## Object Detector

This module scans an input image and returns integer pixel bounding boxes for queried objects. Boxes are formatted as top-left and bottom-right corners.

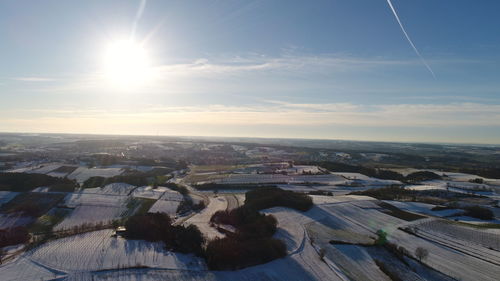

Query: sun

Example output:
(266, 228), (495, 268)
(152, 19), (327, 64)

(102, 39), (153, 88)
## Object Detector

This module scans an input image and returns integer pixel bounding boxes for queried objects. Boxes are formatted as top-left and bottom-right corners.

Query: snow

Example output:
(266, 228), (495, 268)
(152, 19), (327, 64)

(311, 195), (375, 205)
(0, 191), (18, 206)
(276, 184), (318, 192)
(159, 189), (183, 201)
(67, 167), (124, 184)
(411, 219), (500, 251)
(27, 229), (205, 272)
(56, 192), (131, 230)
(331, 172), (372, 180)
(329, 244), (391, 281)
(211, 174), (346, 185)
(447, 215), (500, 224)
(54, 205), (125, 231)
(0, 256), (64, 281)
(148, 200), (180, 216)
(47, 171), (70, 178)
(131, 186), (167, 200)
(82, 183), (136, 196)
(184, 196), (227, 240)
(65, 239), (340, 281)
(28, 164), (62, 174)
(383, 200), (463, 217)
(392, 229), (500, 281)
(31, 187), (51, 192)
(0, 213), (34, 229)
(64, 193), (128, 208)
(279, 165), (323, 175)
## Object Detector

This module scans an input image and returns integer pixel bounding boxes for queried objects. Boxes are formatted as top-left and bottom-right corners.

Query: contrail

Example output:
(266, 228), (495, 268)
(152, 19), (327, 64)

(131, 0), (147, 40)
(386, 0), (435, 78)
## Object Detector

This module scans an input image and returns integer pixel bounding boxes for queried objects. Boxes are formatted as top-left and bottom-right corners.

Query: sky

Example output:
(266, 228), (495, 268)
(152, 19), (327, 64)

(1, 0), (500, 144)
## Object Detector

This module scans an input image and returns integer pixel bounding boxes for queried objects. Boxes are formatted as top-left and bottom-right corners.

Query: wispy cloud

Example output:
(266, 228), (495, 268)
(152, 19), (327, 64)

(11, 77), (56, 82)
(5, 102), (500, 127)
(2, 102), (499, 144)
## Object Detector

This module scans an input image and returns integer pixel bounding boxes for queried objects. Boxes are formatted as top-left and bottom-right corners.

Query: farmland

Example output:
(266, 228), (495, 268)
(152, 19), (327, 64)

(0, 135), (499, 280)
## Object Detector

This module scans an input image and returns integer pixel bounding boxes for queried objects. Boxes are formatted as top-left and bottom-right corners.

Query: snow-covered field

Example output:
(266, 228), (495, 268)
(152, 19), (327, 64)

(406, 181), (496, 196)
(390, 226), (500, 281)
(0, 191), (18, 206)
(383, 200), (463, 217)
(159, 189), (183, 201)
(131, 186), (168, 200)
(55, 191), (132, 230)
(64, 240), (339, 281)
(6, 163), (77, 178)
(411, 219), (500, 251)
(328, 244), (391, 281)
(27, 229), (205, 272)
(331, 172), (372, 180)
(184, 196), (227, 240)
(0, 255), (64, 281)
(67, 167), (124, 184)
(0, 213), (34, 229)
(6, 163), (61, 174)
(54, 205), (125, 231)
(148, 200), (180, 216)
(211, 174), (346, 185)
(64, 193), (128, 208)
(82, 183), (136, 196)
(276, 184), (318, 192)
(310, 194), (375, 205)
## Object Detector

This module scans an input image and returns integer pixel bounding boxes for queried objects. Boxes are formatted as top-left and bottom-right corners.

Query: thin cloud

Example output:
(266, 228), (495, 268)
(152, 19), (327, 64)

(12, 77), (55, 82)
(5, 102), (500, 128)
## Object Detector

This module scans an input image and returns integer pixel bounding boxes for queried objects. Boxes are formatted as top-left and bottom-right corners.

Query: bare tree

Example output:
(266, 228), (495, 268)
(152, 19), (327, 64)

(415, 247), (429, 262)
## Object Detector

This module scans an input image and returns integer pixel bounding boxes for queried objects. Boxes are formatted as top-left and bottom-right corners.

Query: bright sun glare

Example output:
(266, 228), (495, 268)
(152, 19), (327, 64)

(102, 40), (153, 88)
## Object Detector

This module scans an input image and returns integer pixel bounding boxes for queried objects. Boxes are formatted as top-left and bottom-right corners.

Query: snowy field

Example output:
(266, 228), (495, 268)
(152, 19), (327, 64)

(27, 229), (205, 272)
(310, 195), (375, 205)
(64, 193), (128, 208)
(159, 189), (183, 201)
(0, 213), (34, 229)
(0, 191), (18, 206)
(390, 226), (500, 281)
(406, 181), (496, 196)
(211, 174), (346, 185)
(55, 191), (131, 230)
(54, 205), (125, 231)
(411, 219), (500, 251)
(28, 164), (63, 174)
(131, 186), (169, 200)
(184, 196), (227, 240)
(0, 256), (64, 281)
(328, 244), (391, 281)
(6, 163), (61, 174)
(331, 172), (372, 180)
(67, 167), (124, 184)
(276, 184), (318, 192)
(148, 200), (180, 216)
(82, 183), (136, 196)
(6, 163), (78, 178)
(383, 200), (463, 217)
(64, 241), (339, 281)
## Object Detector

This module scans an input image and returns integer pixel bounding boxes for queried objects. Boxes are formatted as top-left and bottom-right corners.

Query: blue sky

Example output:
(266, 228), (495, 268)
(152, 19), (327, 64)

(1, 0), (500, 143)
